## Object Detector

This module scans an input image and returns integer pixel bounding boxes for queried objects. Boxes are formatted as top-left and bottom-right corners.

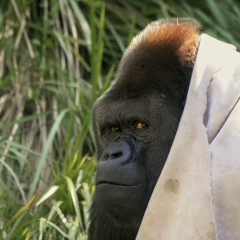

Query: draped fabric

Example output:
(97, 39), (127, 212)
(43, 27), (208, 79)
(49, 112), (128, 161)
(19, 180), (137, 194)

(137, 34), (240, 240)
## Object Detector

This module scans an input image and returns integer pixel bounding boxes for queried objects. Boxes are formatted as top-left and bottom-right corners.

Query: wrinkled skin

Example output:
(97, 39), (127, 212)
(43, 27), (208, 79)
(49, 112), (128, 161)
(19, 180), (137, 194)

(88, 18), (200, 240)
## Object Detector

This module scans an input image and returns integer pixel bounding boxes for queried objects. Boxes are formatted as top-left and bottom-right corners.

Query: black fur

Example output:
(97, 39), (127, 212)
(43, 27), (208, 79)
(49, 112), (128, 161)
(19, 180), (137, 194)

(89, 18), (200, 240)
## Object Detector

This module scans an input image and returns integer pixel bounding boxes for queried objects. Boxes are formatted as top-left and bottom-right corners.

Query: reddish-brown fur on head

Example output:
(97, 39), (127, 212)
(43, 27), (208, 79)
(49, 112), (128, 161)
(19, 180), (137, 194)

(110, 18), (200, 102)
(130, 18), (200, 66)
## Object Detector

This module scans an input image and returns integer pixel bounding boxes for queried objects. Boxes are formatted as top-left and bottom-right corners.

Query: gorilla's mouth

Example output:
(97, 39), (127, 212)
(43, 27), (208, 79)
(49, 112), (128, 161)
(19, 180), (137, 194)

(97, 181), (142, 187)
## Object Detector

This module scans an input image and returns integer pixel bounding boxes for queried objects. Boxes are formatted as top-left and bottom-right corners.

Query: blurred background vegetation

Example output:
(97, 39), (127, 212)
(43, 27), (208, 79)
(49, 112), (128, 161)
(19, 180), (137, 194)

(0, 0), (239, 239)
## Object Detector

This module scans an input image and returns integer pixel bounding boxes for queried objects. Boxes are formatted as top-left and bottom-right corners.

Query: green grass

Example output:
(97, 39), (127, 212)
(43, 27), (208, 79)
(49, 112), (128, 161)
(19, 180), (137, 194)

(0, 0), (239, 238)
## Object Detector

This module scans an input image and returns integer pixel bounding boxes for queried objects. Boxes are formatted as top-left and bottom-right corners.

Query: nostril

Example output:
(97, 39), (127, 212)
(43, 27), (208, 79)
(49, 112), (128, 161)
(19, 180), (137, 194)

(111, 151), (123, 159)
(100, 151), (123, 161)
(99, 153), (109, 161)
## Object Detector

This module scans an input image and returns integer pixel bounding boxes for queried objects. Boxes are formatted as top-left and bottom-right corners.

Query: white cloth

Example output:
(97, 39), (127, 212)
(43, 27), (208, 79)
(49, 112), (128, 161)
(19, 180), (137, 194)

(136, 34), (240, 240)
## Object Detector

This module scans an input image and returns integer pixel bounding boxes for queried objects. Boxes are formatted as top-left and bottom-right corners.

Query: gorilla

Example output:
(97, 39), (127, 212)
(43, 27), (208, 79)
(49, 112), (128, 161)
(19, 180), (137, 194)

(89, 18), (200, 240)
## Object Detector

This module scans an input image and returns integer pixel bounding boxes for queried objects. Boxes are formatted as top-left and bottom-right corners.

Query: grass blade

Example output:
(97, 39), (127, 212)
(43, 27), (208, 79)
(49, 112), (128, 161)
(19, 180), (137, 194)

(28, 108), (69, 199)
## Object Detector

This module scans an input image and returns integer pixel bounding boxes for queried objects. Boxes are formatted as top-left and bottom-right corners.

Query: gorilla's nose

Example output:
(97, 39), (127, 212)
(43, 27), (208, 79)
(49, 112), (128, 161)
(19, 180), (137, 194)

(99, 140), (132, 165)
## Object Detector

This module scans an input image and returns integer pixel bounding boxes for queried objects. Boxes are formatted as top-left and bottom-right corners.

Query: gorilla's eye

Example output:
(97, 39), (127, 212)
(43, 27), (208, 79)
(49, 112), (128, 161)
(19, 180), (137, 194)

(110, 126), (120, 132)
(135, 122), (147, 129)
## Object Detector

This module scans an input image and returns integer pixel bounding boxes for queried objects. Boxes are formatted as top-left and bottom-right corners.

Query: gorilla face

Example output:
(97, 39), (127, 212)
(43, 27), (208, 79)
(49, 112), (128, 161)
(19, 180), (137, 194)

(93, 93), (183, 227)
(88, 18), (200, 240)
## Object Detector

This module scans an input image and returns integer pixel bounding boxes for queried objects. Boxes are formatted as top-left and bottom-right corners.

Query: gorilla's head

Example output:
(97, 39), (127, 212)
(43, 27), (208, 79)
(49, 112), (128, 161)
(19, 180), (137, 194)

(89, 18), (200, 240)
